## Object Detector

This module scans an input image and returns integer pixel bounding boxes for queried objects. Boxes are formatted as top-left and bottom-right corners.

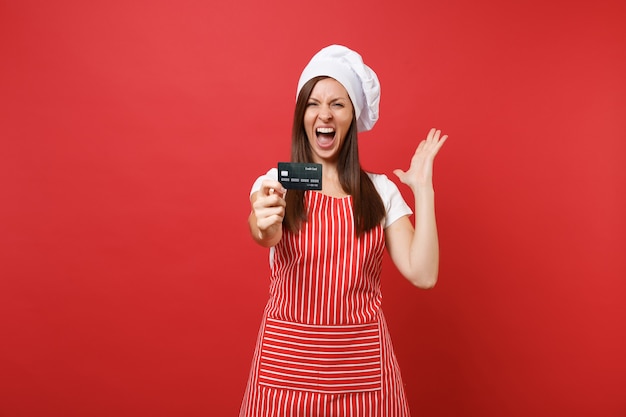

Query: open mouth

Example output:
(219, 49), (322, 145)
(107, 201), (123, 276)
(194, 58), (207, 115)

(316, 127), (336, 147)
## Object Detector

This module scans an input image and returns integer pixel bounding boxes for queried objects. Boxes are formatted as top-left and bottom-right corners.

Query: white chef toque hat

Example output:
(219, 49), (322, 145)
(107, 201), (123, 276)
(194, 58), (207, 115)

(296, 45), (380, 132)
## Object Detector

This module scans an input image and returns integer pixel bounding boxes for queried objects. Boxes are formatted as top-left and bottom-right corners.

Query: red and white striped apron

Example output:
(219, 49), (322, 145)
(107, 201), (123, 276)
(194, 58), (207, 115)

(240, 192), (411, 417)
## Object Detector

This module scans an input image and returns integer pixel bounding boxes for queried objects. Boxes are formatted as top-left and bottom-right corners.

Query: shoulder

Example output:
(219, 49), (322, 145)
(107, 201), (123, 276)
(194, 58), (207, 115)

(366, 171), (413, 228)
(366, 172), (397, 199)
(263, 167), (278, 179)
(250, 168), (278, 196)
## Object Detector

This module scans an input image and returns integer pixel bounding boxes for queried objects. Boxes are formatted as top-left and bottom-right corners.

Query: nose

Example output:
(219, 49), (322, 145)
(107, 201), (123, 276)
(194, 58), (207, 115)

(318, 105), (333, 121)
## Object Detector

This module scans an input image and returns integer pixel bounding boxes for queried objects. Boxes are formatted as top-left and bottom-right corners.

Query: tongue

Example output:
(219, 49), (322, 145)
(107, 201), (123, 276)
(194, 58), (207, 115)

(317, 133), (334, 148)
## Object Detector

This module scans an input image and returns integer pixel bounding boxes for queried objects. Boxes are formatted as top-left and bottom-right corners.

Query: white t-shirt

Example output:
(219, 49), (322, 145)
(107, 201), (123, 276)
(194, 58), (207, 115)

(250, 168), (412, 229)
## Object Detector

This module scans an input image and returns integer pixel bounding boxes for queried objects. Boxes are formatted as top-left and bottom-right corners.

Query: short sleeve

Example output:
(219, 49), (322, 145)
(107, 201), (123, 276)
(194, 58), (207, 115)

(368, 173), (413, 228)
(250, 168), (278, 197)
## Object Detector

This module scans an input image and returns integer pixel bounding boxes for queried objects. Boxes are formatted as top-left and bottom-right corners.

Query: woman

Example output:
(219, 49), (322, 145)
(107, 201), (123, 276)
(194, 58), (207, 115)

(240, 45), (447, 417)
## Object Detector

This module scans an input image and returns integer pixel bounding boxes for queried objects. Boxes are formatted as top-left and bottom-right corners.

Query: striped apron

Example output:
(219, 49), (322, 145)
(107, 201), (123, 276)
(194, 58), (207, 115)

(240, 192), (411, 417)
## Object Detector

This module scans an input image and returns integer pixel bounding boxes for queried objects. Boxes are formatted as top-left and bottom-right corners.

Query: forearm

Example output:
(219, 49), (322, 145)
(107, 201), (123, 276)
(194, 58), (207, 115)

(407, 185), (440, 288)
(389, 127), (447, 287)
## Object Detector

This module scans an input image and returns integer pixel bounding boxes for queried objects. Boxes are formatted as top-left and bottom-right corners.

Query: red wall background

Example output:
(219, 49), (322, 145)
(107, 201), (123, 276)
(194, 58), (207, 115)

(1, 1), (624, 416)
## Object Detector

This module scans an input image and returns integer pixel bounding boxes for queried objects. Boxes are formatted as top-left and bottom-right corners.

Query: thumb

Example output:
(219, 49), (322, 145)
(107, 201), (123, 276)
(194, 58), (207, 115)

(392, 169), (405, 180)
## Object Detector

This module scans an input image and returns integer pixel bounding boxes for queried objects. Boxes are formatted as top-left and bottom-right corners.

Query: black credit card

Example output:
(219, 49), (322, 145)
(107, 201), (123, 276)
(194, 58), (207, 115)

(278, 162), (323, 190)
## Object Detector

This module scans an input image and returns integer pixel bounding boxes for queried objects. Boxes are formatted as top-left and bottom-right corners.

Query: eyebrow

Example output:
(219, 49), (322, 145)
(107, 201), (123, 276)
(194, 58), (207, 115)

(307, 96), (348, 103)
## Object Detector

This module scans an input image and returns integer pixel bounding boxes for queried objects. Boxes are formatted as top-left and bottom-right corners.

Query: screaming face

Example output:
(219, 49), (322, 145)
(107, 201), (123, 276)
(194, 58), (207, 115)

(304, 78), (354, 164)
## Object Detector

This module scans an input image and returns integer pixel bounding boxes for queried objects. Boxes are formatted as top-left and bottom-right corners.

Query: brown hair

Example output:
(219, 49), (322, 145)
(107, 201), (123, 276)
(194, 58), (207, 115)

(283, 76), (385, 236)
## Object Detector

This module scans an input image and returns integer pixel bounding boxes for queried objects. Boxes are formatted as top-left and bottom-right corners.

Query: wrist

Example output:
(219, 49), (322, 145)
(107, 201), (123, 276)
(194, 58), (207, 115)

(257, 224), (282, 246)
(410, 183), (435, 194)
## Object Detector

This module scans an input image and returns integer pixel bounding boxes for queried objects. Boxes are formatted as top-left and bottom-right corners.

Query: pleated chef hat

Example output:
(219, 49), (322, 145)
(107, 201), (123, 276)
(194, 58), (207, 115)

(297, 45), (380, 132)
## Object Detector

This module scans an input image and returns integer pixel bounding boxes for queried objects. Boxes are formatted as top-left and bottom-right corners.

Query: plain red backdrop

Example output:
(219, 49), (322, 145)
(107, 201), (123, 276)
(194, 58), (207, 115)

(1, 1), (625, 416)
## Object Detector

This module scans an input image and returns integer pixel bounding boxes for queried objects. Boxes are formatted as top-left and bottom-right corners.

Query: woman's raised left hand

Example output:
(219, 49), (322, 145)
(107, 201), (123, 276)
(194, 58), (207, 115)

(393, 128), (448, 190)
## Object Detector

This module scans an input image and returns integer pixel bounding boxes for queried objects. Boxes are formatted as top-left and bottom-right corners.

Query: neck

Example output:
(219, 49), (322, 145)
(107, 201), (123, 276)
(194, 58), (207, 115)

(318, 162), (347, 197)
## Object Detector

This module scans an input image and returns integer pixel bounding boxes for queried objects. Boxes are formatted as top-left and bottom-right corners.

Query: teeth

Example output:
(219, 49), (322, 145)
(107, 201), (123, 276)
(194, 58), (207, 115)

(316, 127), (335, 134)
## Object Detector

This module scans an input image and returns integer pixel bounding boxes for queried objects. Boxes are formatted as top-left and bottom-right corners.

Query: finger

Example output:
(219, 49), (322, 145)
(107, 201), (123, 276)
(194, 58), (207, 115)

(433, 129), (443, 143)
(433, 134), (448, 150)
(257, 215), (283, 232)
(268, 182), (287, 196)
(426, 129), (446, 145)
(259, 180), (286, 197)
(276, 187), (287, 199)
(416, 139), (426, 153)
(426, 134), (448, 158)
(427, 127), (436, 141)
(428, 127), (445, 143)
(256, 206), (285, 224)
(392, 169), (405, 180)
(258, 205), (285, 219)
(254, 193), (286, 211)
